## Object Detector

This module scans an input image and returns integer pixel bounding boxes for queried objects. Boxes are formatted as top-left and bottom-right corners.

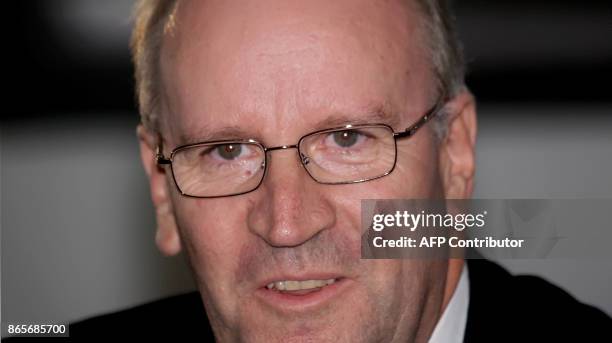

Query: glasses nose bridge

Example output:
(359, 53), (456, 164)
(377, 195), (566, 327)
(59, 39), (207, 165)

(264, 143), (311, 167)
(265, 144), (298, 152)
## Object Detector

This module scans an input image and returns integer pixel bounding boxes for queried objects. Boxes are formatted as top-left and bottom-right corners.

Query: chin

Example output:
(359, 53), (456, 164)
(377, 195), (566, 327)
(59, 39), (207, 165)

(238, 323), (357, 343)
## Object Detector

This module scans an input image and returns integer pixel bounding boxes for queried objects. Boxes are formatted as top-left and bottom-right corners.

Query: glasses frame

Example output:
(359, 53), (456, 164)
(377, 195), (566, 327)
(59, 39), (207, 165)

(156, 96), (447, 198)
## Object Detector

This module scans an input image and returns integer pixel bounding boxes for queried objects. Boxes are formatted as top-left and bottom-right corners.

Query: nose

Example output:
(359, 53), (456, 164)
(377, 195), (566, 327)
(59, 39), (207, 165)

(247, 147), (336, 247)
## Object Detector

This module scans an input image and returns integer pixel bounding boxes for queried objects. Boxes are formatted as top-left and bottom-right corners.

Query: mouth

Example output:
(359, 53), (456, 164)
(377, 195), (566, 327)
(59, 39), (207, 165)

(265, 278), (338, 294)
(256, 276), (351, 312)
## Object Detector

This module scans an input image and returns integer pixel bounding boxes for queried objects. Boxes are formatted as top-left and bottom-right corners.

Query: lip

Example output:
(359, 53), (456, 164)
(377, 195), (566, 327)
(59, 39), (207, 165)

(255, 274), (352, 313)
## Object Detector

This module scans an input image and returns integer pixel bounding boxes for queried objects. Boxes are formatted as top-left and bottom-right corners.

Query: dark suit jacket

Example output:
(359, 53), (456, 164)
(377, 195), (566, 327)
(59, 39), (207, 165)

(5, 259), (611, 341)
(463, 259), (611, 342)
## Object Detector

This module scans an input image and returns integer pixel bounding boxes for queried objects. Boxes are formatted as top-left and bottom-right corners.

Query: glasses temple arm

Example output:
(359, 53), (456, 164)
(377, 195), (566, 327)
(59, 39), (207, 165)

(155, 138), (172, 165)
(393, 97), (446, 139)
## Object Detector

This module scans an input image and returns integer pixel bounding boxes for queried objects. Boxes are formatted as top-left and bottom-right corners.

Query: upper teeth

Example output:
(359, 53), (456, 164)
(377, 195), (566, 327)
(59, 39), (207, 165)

(266, 278), (336, 291)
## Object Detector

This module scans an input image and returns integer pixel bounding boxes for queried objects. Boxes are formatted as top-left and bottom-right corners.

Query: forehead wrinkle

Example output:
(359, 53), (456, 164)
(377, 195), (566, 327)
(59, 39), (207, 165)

(170, 99), (415, 147)
(175, 100), (413, 147)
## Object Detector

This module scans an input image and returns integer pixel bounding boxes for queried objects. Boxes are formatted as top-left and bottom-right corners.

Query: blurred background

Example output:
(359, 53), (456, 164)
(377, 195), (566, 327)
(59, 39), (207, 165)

(2, 0), (612, 326)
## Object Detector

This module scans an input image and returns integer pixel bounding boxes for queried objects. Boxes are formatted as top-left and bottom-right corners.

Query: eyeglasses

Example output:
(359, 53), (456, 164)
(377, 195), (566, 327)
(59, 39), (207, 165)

(156, 97), (446, 198)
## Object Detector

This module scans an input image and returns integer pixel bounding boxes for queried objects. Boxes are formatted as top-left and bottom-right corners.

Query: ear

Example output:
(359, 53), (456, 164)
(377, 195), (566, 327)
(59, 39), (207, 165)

(137, 125), (182, 256)
(438, 89), (477, 199)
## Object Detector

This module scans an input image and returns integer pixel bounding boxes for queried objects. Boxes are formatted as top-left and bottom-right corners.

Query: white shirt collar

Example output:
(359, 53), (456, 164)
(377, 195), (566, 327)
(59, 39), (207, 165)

(428, 264), (470, 343)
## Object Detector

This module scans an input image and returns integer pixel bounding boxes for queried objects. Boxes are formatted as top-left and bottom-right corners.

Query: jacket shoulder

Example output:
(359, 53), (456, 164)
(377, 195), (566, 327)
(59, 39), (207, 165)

(68, 291), (212, 340)
(464, 259), (611, 342)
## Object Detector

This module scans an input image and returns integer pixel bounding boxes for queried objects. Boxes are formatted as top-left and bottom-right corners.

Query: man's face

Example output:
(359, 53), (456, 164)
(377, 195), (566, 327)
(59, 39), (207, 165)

(145, 0), (474, 341)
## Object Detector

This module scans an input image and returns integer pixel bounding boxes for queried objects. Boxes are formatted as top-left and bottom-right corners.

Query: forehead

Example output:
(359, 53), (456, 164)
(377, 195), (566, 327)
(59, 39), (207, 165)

(159, 0), (433, 144)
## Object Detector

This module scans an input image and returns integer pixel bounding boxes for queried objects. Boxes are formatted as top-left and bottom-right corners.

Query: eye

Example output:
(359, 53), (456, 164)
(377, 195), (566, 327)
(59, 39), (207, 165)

(331, 130), (361, 148)
(215, 143), (243, 160)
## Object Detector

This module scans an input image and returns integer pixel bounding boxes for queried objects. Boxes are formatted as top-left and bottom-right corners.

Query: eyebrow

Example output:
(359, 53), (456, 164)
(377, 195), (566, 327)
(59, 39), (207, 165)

(178, 103), (404, 146)
(179, 125), (253, 146)
(313, 103), (402, 131)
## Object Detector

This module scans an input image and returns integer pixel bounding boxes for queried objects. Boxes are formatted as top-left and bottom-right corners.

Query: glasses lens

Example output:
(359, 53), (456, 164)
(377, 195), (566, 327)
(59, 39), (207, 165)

(171, 142), (265, 197)
(299, 125), (396, 183)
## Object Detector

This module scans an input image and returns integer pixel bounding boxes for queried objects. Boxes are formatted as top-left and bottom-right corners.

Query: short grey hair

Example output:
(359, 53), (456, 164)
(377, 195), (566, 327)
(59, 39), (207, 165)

(130, 0), (466, 138)
(414, 0), (466, 139)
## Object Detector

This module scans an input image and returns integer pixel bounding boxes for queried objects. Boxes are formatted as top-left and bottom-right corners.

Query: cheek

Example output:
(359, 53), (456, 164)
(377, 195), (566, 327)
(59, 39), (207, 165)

(319, 144), (443, 327)
(326, 145), (440, 214)
(171, 196), (251, 322)
(393, 136), (441, 197)
(323, 142), (442, 257)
